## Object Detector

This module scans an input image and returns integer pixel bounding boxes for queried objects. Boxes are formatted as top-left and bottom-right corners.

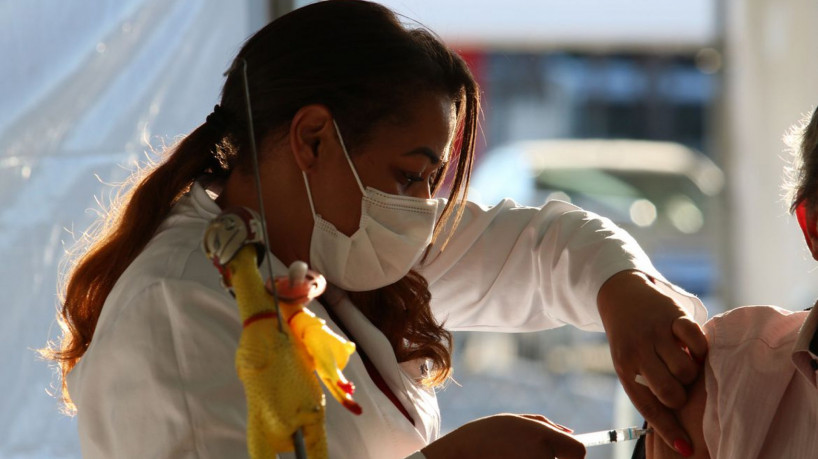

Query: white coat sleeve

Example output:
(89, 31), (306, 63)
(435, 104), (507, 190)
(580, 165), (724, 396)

(418, 198), (706, 332)
(68, 280), (248, 459)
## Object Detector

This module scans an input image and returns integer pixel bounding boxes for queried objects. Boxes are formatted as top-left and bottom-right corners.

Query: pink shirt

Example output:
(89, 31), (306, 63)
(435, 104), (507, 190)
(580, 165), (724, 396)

(702, 304), (818, 458)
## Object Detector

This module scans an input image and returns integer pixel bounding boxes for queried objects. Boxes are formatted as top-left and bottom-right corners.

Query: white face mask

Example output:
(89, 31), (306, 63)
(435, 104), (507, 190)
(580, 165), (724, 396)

(302, 121), (439, 291)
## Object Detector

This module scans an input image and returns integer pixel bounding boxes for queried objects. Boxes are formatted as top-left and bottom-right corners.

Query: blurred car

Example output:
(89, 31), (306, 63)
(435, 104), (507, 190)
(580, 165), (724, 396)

(469, 139), (725, 298)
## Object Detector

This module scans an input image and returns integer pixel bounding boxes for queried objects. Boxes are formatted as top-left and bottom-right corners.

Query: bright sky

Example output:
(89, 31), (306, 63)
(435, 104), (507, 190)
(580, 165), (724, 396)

(375, 0), (717, 50)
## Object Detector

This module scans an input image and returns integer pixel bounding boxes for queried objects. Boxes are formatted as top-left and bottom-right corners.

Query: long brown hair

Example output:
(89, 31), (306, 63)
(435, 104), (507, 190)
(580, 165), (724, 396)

(46, 0), (480, 409)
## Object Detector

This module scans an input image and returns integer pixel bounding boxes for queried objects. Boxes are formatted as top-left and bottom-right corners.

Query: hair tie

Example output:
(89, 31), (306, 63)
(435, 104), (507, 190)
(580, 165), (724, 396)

(204, 105), (231, 175)
(205, 104), (229, 134)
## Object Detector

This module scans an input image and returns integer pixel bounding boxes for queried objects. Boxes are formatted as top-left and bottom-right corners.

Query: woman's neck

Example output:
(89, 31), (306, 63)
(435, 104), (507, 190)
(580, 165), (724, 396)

(217, 164), (313, 269)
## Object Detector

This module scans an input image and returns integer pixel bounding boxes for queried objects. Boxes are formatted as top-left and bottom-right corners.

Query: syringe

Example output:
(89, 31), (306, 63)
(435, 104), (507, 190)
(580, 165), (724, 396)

(573, 426), (651, 447)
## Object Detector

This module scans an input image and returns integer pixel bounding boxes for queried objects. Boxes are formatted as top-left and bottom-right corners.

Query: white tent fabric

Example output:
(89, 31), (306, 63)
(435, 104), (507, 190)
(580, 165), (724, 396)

(0, 1), (264, 456)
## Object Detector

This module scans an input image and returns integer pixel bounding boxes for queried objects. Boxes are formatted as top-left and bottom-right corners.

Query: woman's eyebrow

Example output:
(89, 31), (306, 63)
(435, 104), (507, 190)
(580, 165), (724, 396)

(403, 147), (441, 164)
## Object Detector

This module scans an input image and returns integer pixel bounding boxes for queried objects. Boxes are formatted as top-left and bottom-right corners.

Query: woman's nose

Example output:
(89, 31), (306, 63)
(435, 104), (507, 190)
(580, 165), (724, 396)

(414, 182), (432, 200)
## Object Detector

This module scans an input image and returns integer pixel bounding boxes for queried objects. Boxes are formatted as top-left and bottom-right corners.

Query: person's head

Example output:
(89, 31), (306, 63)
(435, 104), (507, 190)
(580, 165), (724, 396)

(48, 0), (479, 410)
(215, 0), (478, 237)
(786, 106), (818, 257)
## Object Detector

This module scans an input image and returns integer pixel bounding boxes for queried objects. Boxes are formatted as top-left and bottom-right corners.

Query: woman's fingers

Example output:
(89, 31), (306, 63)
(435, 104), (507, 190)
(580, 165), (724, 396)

(520, 414), (574, 433)
(546, 430), (586, 459)
(597, 270), (705, 457)
(652, 317), (708, 388)
(422, 414), (586, 459)
(673, 316), (708, 362)
(636, 350), (687, 409)
(621, 376), (693, 457)
(655, 337), (699, 387)
(629, 326), (702, 457)
(499, 414), (585, 457)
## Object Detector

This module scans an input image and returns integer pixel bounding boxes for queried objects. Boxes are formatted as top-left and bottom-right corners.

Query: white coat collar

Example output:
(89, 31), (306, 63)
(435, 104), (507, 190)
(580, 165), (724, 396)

(322, 284), (439, 442)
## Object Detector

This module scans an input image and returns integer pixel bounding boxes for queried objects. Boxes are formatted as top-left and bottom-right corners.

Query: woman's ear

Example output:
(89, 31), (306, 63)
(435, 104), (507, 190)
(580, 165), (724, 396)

(795, 201), (818, 260)
(289, 104), (335, 173)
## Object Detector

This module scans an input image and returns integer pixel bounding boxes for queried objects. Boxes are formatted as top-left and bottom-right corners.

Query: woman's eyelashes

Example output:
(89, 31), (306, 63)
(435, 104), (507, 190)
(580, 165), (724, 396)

(397, 161), (446, 193)
(402, 171), (425, 184)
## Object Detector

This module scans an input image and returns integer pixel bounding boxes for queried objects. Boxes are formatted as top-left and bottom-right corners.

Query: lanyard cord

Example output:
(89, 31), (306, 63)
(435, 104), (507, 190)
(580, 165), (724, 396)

(225, 57), (306, 458)
(227, 57), (283, 334)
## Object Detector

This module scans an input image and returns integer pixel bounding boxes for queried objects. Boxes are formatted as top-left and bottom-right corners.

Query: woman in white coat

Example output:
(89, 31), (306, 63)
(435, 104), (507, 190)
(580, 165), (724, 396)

(47, 1), (707, 458)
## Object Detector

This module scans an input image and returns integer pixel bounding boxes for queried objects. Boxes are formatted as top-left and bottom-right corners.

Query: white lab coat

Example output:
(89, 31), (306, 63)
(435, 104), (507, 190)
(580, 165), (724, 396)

(67, 182), (705, 459)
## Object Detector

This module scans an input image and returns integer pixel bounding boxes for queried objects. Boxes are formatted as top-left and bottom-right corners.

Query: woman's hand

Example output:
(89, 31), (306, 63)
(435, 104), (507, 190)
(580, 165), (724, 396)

(646, 373), (710, 459)
(597, 270), (707, 458)
(421, 413), (585, 459)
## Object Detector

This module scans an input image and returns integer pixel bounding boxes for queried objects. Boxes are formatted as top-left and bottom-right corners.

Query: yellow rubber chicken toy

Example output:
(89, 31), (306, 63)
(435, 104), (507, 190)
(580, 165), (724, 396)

(203, 207), (361, 459)
(272, 264), (362, 416)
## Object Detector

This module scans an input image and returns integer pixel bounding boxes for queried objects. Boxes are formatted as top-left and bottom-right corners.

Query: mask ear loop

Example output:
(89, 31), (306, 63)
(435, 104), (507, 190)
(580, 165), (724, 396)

(301, 172), (318, 220)
(332, 120), (366, 194)
(301, 120), (365, 221)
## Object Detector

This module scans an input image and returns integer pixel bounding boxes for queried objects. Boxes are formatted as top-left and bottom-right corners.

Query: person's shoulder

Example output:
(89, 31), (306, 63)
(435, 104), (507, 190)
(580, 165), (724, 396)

(123, 193), (220, 287)
(705, 305), (808, 350)
(96, 200), (231, 340)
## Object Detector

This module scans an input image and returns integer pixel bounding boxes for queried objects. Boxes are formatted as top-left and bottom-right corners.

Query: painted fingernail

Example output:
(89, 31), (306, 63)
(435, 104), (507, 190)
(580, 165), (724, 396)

(674, 439), (693, 457)
(693, 355), (705, 365)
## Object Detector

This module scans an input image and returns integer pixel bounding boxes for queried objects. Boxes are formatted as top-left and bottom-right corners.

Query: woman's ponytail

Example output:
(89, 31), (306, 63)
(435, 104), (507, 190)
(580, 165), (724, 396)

(45, 111), (233, 411)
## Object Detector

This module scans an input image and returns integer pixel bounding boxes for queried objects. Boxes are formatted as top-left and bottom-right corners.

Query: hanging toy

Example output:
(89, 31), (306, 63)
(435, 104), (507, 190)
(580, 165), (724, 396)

(203, 207), (361, 459)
